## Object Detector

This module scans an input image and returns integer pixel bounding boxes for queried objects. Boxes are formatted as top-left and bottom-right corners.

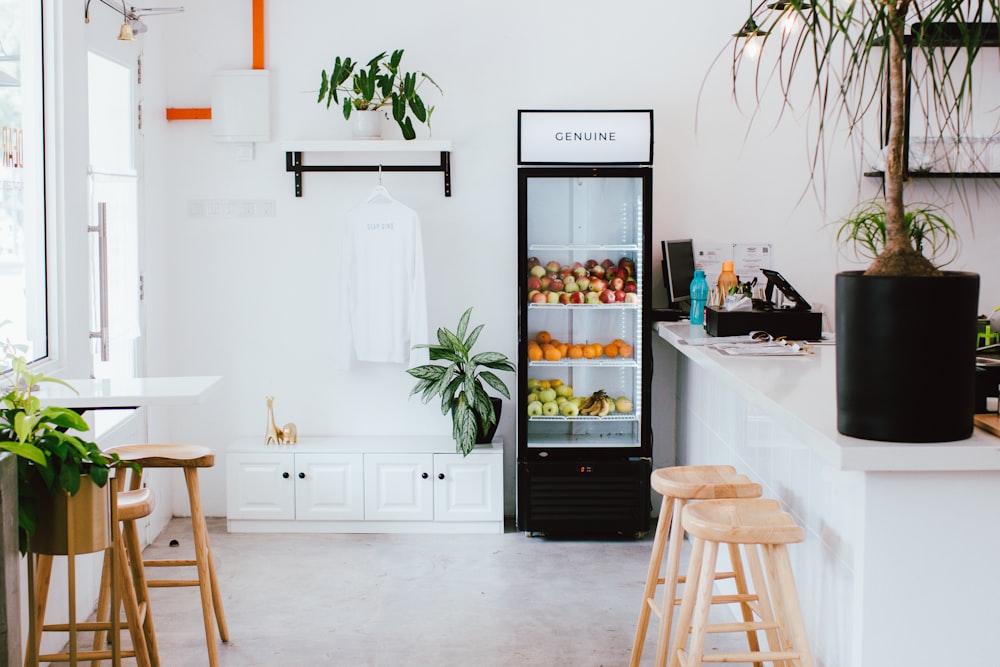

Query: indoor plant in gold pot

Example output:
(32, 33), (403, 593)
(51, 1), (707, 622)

(407, 308), (515, 456)
(727, 2), (996, 441)
(317, 49), (441, 140)
(1, 342), (123, 554)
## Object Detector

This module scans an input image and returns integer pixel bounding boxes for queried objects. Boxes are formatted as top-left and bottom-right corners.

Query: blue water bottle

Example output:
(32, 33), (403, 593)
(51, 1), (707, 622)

(689, 269), (709, 326)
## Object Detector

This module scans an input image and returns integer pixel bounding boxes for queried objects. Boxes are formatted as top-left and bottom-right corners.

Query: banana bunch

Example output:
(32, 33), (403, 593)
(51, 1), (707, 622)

(579, 390), (612, 417)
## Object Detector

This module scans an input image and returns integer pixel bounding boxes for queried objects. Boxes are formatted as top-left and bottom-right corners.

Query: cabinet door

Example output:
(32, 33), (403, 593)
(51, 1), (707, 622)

(364, 453), (434, 521)
(433, 453), (503, 522)
(294, 453), (364, 521)
(226, 452), (295, 520)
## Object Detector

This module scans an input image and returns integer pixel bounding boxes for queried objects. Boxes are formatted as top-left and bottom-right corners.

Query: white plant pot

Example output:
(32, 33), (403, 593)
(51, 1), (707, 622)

(349, 109), (384, 139)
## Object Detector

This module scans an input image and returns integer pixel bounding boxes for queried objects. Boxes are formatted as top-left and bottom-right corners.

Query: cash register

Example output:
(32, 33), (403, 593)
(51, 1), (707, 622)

(704, 269), (824, 340)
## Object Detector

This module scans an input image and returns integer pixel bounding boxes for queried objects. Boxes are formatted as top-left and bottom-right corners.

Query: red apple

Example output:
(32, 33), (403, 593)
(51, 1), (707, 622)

(569, 292), (585, 304)
(606, 267), (618, 280)
(585, 259), (598, 269)
(527, 257), (540, 269)
(624, 279), (638, 293)
(615, 290), (627, 302)
(549, 278), (564, 292)
(599, 289), (616, 303)
(610, 276), (625, 291)
(560, 268), (573, 280)
(585, 292), (601, 304)
(590, 265), (606, 279)
(539, 276), (552, 291)
(527, 289), (541, 301)
(572, 266), (589, 278)
(624, 293), (640, 304)
(576, 277), (591, 291)
(559, 292), (572, 305)
(531, 291), (548, 304)
(545, 260), (561, 273)
(527, 276), (542, 291)
(589, 278), (607, 292)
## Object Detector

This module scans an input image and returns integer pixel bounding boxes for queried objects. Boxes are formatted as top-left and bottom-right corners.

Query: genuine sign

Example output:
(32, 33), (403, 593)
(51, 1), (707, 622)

(518, 110), (653, 165)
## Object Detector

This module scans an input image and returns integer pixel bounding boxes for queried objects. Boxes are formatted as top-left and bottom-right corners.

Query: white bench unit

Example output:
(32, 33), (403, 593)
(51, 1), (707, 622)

(226, 437), (504, 534)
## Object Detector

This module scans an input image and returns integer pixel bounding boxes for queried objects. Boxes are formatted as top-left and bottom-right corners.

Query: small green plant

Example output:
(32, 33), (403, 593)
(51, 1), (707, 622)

(317, 49), (441, 140)
(1, 337), (125, 553)
(407, 308), (515, 456)
(835, 200), (959, 267)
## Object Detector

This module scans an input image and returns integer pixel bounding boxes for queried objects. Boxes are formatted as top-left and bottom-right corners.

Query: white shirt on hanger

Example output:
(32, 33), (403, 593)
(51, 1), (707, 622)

(335, 188), (429, 368)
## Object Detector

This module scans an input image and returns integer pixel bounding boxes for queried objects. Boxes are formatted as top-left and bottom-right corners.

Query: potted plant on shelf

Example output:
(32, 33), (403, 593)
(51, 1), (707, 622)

(407, 308), (515, 456)
(317, 49), (442, 140)
(1, 341), (124, 554)
(728, 2), (997, 441)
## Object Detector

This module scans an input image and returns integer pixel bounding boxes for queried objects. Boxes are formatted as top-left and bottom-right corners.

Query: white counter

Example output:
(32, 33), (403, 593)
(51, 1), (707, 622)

(33, 375), (222, 410)
(655, 322), (1000, 667)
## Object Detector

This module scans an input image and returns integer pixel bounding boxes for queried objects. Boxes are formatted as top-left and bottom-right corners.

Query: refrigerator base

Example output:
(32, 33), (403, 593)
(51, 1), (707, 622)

(516, 458), (651, 537)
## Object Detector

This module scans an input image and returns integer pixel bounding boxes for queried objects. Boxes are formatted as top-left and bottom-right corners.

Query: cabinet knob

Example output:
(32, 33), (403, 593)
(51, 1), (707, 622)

(282, 472), (290, 479)
(298, 472), (306, 479)
(421, 472), (429, 479)
(438, 473), (445, 480)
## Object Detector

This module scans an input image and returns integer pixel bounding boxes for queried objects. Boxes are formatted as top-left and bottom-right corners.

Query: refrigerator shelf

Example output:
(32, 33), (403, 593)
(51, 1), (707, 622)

(525, 432), (638, 447)
(528, 359), (638, 368)
(528, 414), (638, 422)
(528, 244), (641, 253)
(527, 303), (639, 310)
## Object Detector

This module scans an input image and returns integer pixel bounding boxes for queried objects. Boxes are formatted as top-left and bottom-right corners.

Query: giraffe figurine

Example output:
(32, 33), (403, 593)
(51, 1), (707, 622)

(265, 396), (282, 445)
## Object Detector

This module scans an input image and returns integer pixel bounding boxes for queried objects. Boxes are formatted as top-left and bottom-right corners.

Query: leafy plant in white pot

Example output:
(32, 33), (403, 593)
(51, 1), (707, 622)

(317, 49), (441, 140)
(728, 2), (997, 441)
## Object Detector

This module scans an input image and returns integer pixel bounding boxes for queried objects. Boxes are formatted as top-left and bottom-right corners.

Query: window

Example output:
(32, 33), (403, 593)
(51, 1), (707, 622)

(0, 0), (45, 365)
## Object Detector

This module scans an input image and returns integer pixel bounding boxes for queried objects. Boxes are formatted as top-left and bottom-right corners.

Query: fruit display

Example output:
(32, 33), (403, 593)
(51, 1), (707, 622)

(526, 378), (633, 419)
(527, 332), (634, 362)
(526, 256), (639, 305)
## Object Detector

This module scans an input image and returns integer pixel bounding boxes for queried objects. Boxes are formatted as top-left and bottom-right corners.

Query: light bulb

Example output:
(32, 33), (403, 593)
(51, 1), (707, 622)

(744, 36), (763, 60)
(781, 12), (800, 33)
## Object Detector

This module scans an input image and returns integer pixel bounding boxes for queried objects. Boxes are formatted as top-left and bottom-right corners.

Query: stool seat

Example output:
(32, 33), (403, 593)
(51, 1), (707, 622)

(107, 444), (214, 469)
(117, 488), (155, 523)
(631, 465), (763, 667)
(683, 498), (805, 545)
(651, 465), (763, 500)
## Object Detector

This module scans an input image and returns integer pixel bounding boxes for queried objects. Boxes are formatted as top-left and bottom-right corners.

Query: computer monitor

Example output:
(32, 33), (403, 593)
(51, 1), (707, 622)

(662, 239), (696, 310)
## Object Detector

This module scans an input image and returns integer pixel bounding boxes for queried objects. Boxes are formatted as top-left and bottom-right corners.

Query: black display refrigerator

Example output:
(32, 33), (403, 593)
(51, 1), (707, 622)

(516, 110), (653, 537)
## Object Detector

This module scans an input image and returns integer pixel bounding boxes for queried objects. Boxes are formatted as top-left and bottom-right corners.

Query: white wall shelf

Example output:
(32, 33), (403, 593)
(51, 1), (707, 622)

(282, 140), (453, 197)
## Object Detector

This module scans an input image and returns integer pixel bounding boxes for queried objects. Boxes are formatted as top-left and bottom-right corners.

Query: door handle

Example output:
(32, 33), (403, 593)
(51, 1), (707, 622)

(88, 202), (110, 362)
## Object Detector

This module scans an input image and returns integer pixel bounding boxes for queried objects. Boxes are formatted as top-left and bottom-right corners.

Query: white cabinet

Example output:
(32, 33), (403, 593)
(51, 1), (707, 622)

(226, 437), (503, 534)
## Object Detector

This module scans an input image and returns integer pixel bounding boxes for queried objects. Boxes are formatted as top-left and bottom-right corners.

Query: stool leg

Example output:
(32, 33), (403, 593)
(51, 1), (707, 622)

(115, 518), (152, 667)
(654, 497), (687, 667)
(665, 534), (705, 667)
(123, 514), (160, 667)
(727, 542), (763, 667)
(24, 553), (53, 667)
(91, 550), (113, 666)
(630, 495), (674, 666)
(770, 544), (815, 667)
(184, 468), (223, 667)
(743, 542), (784, 661)
(685, 539), (720, 667)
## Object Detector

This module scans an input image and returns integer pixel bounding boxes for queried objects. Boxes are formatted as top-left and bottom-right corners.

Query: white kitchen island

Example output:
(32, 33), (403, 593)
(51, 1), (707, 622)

(656, 322), (1000, 667)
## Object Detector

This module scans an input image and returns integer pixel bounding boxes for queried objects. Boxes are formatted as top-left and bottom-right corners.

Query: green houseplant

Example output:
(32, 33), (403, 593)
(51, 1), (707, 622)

(835, 201), (959, 265)
(1, 340), (123, 554)
(407, 308), (515, 456)
(728, 1), (995, 441)
(317, 49), (441, 140)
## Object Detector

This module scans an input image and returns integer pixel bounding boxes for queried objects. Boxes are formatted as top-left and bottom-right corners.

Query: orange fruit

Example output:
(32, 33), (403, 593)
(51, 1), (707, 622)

(618, 343), (634, 358)
(550, 378), (562, 387)
(539, 380), (551, 389)
(568, 345), (584, 359)
(536, 331), (552, 344)
(557, 342), (568, 357)
(544, 346), (562, 361)
(604, 343), (620, 358)
(612, 338), (627, 347)
(528, 346), (543, 361)
(582, 344), (599, 359)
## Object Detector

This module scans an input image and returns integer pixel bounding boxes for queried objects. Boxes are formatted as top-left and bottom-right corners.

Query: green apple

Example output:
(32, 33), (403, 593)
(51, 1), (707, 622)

(605, 398), (616, 414)
(556, 396), (567, 405)
(527, 378), (541, 391)
(527, 400), (543, 417)
(560, 401), (579, 417)
(538, 388), (557, 404)
(571, 397), (585, 408)
(542, 401), (560, 416)
(554, 384), (573, 398)
(616, 396), (633, 414)
(526, 392), (539, 404)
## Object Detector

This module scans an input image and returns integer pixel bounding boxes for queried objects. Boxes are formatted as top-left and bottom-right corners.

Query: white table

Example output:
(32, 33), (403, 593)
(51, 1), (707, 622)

(34, 376), (222, 410)
(656, 322), (1000, 667)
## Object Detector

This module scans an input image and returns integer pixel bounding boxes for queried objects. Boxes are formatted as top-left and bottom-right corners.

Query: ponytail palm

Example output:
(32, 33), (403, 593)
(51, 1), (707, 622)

(731, 0), (1000, 275)
(407, 308), (515, 456)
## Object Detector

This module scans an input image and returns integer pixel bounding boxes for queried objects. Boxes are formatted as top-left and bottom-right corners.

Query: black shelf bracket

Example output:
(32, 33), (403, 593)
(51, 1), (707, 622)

(285, 150), (452, 197)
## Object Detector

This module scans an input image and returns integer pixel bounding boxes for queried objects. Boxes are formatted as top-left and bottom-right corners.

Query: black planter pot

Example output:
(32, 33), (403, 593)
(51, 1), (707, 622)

(475, 397), (503, 444)
(836, 270), (980, 442)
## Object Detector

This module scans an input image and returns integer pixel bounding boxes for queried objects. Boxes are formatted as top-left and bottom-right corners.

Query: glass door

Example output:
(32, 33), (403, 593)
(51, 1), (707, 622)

(518, 168), (651, 458)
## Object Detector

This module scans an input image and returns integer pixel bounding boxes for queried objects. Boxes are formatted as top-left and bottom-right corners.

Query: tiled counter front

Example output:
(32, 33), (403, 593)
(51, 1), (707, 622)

(658, 323), (1000, 667)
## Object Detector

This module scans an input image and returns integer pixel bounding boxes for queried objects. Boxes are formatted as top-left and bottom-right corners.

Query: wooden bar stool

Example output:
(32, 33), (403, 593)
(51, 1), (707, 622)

(25, 484), (151, 667)
(93, 487), (159, 667)
(630, 465), (763, 667)
(669, 498), (815, 667)
(107, 444), (228, 667)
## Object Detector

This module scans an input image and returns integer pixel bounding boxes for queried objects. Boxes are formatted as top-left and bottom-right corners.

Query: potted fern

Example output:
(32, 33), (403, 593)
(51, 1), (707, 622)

(407, 308), (515, 456)
(317, 49), (441, 140)
(729, 2), (995, 441)
(1, 340), (124, 554)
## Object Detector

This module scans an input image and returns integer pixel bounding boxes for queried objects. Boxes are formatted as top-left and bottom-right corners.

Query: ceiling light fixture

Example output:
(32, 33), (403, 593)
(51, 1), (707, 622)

(118, 1), (136, 41)
(84, 1), (184, 37)
(734, 5), (770, 60)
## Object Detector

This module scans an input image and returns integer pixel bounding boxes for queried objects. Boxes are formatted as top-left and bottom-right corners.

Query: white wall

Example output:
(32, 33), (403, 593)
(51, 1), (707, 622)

(134, 0), (1000, 517)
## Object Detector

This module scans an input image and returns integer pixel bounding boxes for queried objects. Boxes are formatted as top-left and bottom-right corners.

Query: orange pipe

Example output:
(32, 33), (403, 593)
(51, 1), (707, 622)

(252, 0), (265, 69)
(166, 108), (212, 121)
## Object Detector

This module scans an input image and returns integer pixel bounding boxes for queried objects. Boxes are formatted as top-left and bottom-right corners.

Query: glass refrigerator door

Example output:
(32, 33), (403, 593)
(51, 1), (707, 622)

(520, 168), (650, 454)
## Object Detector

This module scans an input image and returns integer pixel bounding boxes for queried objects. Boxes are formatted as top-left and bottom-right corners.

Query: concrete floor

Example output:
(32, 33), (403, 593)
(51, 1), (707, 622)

(124, 517), (746, 667)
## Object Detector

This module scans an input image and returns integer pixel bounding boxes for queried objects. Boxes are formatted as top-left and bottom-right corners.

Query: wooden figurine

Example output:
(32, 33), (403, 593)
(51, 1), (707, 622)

(265, 396), (298, 445)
